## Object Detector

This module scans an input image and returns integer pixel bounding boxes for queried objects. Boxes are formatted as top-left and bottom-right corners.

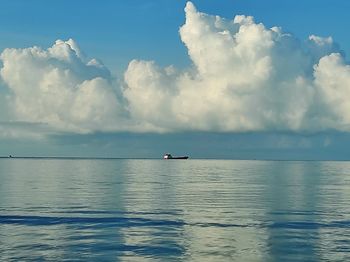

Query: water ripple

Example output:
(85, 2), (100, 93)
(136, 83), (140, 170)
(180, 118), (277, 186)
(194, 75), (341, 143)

(0, 214), (185, 227)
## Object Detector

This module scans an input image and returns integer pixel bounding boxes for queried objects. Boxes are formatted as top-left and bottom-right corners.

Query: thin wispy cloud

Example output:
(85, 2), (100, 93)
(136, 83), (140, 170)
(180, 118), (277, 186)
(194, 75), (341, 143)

(0, 2), (349, 136)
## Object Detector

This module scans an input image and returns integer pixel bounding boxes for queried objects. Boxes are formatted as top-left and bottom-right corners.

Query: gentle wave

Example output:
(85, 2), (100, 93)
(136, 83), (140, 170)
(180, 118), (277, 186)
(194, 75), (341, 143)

(3, 214), (350, 230)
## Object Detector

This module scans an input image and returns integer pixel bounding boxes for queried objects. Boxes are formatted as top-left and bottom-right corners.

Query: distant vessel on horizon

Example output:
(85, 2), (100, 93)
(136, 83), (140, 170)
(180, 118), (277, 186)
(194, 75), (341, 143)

(163, 153), (189, 160)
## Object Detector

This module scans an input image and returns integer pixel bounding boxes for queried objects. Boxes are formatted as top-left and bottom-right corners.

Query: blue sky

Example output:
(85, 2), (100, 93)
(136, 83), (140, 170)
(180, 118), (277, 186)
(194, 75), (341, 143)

(1, 0), (349, 73)
(1, 0), (350, 159)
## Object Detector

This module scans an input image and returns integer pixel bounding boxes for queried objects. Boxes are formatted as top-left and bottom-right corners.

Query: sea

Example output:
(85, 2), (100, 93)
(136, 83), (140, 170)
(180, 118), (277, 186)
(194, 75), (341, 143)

(1, 158), (350, 261)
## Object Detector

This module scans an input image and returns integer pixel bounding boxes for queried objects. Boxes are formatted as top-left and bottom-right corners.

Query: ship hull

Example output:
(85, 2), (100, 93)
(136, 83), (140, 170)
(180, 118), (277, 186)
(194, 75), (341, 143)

(164, 156), (188, 159)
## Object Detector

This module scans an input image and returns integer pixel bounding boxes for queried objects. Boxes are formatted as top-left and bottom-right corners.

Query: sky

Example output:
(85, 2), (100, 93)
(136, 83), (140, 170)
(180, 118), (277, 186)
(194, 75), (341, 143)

(1, 0), (350, 159)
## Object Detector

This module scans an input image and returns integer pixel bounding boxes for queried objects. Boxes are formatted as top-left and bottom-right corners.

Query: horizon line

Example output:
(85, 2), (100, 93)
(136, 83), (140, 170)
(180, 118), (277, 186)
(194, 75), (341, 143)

(1, 156), (350, 162)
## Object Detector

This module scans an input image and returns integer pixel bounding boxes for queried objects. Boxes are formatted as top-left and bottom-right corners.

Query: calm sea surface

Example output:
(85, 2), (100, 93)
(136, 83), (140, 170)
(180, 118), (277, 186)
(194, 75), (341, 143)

(1, 159), (350, 261)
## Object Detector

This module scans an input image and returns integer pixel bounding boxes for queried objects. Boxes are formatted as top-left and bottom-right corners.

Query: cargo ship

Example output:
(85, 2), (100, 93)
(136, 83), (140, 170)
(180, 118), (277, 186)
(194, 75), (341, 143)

(163, 153), (188, 160)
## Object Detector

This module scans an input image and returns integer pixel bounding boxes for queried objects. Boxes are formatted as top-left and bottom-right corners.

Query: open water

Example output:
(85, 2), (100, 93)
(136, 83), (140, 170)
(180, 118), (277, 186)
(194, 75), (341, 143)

(1, 158), (350, 261)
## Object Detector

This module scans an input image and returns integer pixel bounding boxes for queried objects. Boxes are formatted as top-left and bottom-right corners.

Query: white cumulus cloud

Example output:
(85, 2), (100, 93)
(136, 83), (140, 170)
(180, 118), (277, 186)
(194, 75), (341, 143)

(124, 1), (347, 132)
(0, 39), (127, 133)
(1, 2), (350, 135)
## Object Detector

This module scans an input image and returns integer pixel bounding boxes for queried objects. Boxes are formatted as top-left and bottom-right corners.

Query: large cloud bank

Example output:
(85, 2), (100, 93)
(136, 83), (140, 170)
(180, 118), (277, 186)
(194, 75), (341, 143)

(1, 2), (350, 135)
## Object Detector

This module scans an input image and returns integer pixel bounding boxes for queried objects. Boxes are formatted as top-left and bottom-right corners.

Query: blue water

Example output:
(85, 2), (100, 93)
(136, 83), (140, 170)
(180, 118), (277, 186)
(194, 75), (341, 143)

(1, 159), (350, 261)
